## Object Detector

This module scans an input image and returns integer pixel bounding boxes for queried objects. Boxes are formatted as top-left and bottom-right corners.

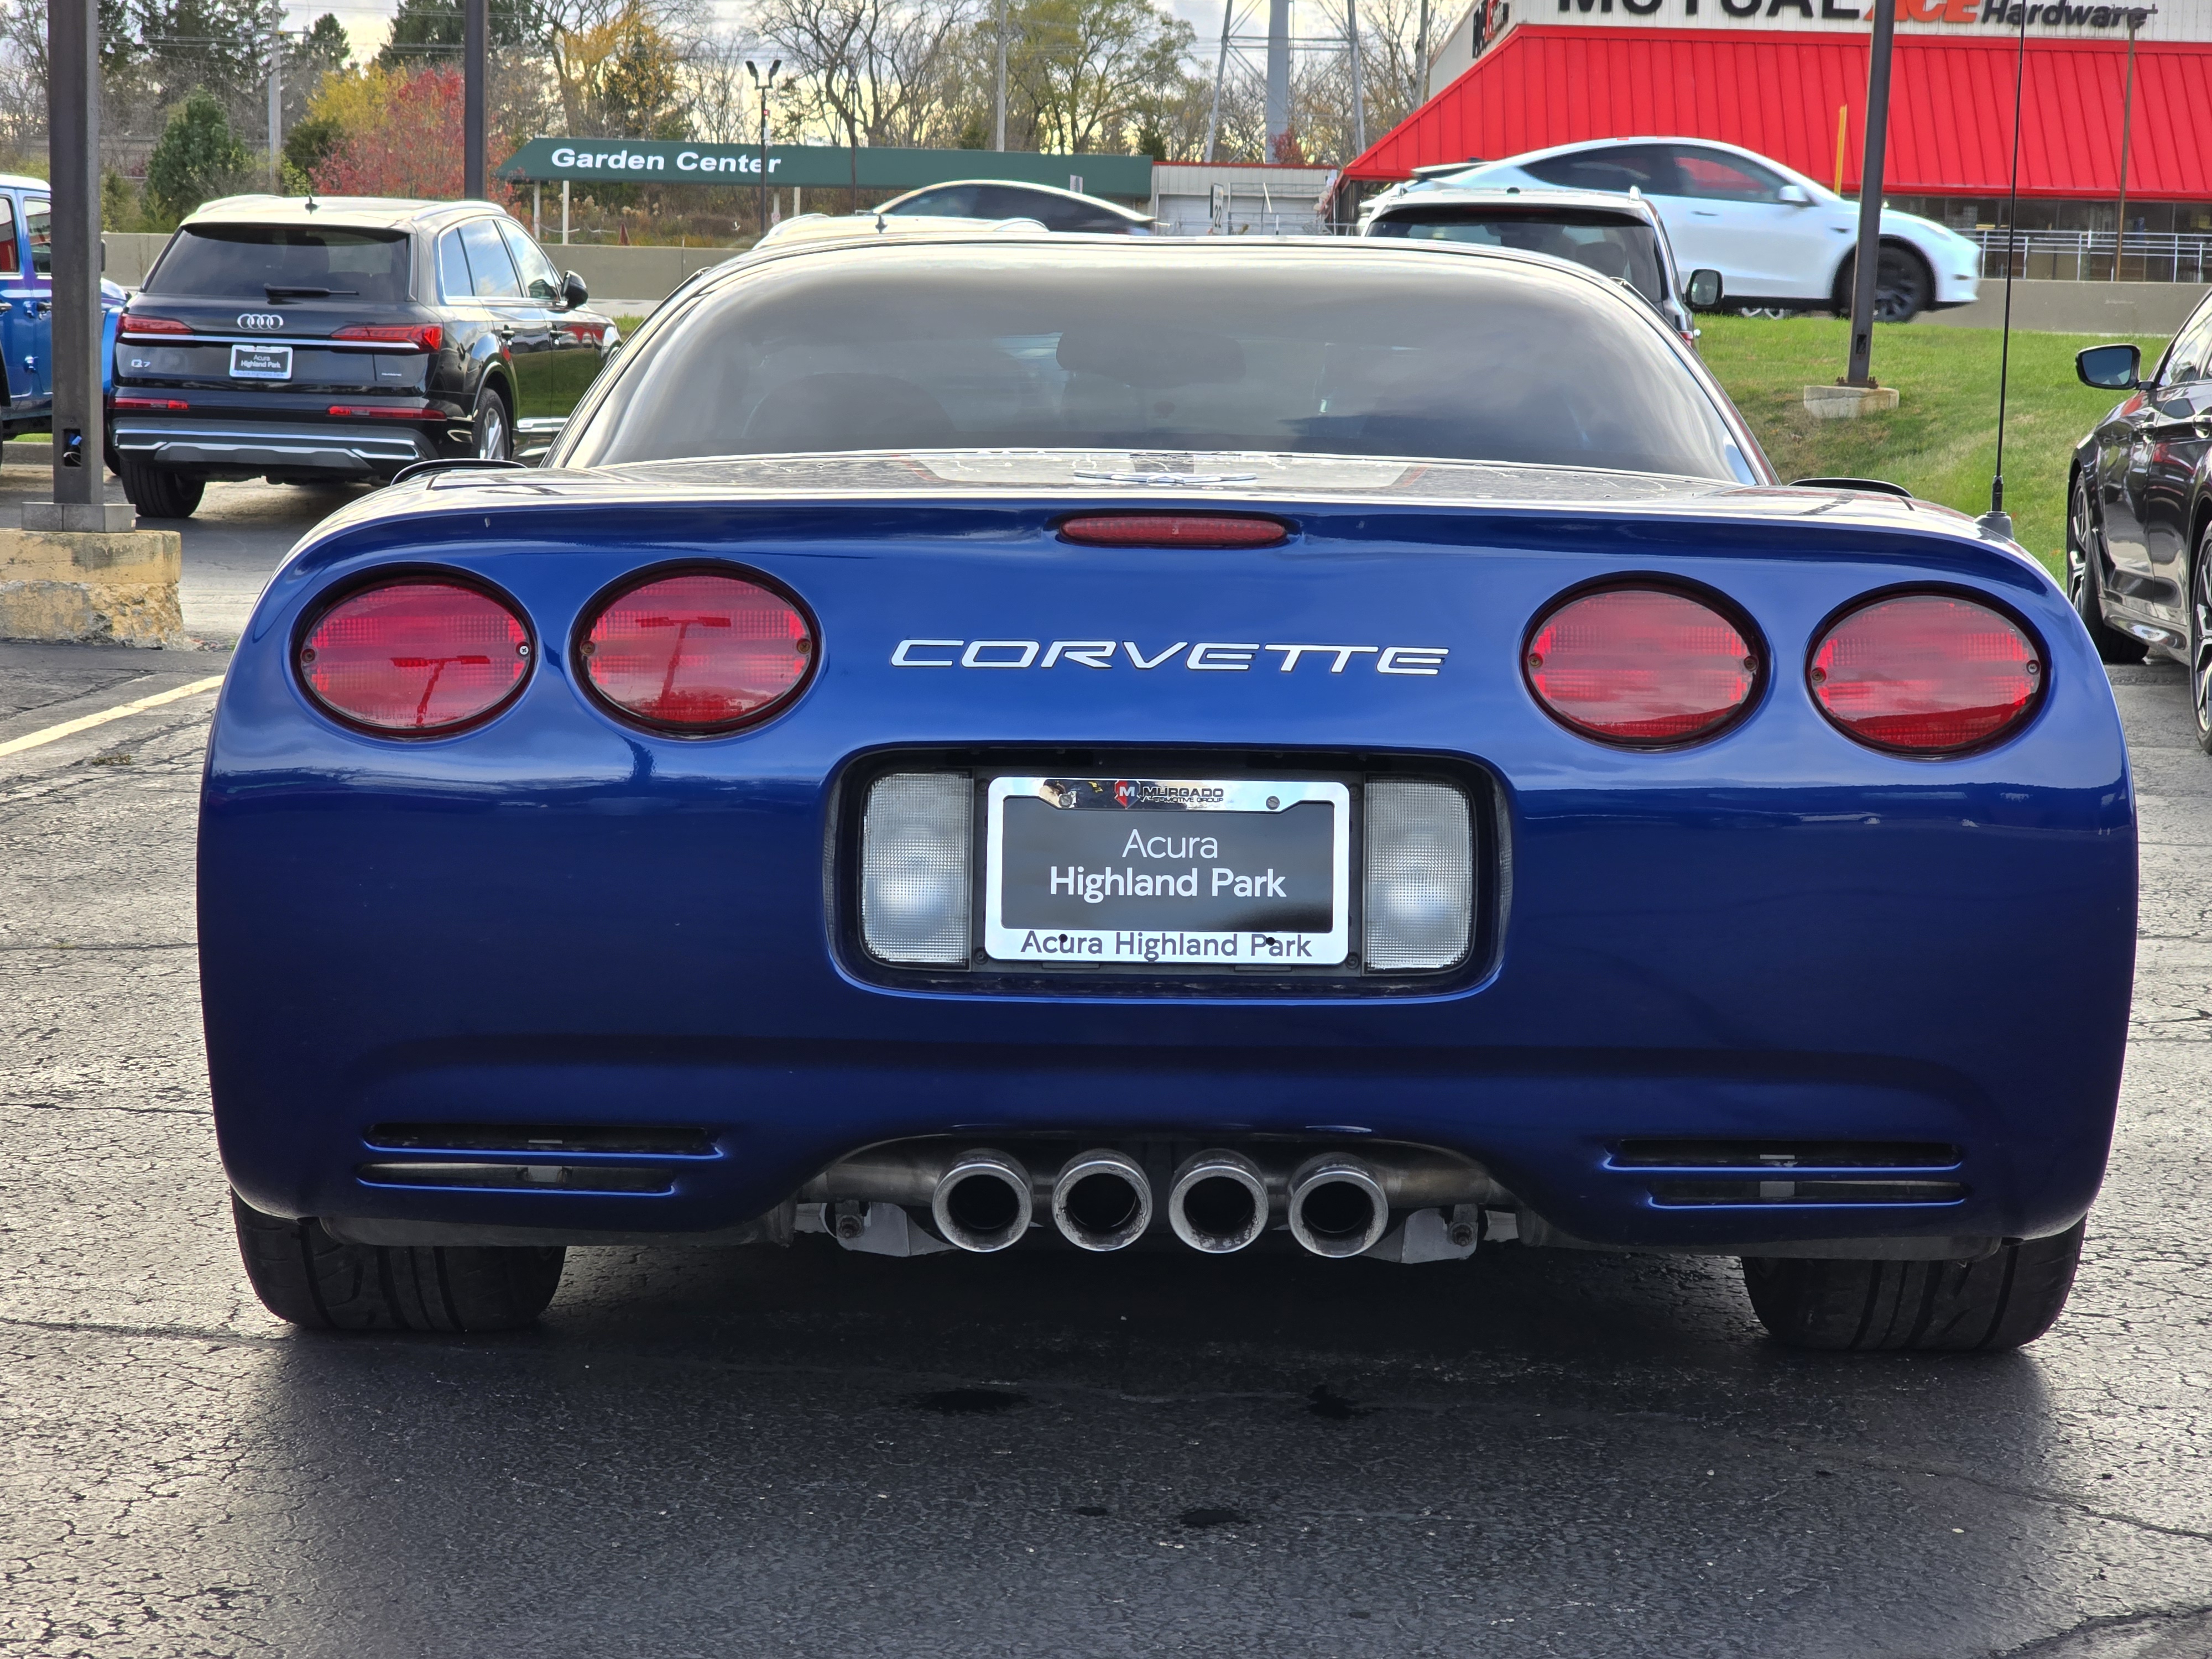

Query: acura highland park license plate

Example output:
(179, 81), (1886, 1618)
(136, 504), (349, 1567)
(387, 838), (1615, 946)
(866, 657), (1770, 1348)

(984, 777), (1350, 967)
(229, 343), (292, 380)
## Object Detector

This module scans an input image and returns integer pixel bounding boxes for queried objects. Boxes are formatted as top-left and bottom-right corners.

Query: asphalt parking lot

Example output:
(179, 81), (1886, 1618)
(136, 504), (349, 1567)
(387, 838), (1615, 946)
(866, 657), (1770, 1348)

(3, 467), (2210, 1659)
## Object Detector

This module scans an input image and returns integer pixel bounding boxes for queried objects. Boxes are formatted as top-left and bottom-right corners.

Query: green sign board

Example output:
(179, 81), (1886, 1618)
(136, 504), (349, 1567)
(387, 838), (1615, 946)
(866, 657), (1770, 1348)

(494, 139), (1152, 201)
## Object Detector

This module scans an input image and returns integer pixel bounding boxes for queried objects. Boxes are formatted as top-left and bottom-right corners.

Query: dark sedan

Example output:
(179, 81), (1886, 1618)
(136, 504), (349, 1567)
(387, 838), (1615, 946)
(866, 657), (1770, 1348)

(108, 196), (617, 518)
(2069, 304), (2212, 740)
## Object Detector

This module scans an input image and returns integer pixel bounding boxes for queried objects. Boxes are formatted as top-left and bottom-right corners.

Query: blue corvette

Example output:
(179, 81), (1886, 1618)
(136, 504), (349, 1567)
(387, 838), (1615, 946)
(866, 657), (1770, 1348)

(202, 234), (2134, 1351)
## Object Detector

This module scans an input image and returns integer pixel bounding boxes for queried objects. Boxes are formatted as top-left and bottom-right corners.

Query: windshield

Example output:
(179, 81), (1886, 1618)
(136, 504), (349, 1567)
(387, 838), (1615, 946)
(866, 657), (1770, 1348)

(1368, 212), (1668, 310)
(561, 245), (1740, 481)
(147, 225), (413, 301)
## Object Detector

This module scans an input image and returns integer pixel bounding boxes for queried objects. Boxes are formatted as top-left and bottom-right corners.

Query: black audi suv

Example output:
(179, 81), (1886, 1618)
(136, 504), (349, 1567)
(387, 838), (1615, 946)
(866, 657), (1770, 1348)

(108, 195), (617, 518)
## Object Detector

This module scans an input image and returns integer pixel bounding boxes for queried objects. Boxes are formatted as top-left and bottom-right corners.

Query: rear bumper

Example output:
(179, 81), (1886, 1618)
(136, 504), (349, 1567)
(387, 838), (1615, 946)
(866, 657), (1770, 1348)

(110, 417), (441, 476)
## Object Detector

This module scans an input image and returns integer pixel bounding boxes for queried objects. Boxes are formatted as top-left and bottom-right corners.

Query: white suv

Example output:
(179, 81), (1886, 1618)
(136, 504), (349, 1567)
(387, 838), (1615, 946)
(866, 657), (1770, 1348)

(1390, 138), (1979, 322)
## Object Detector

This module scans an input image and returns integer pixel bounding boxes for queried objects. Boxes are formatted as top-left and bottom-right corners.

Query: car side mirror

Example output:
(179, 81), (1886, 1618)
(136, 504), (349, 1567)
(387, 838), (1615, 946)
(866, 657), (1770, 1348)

(2077, 343), (2142, 390)
(1777, 184), (1812, 206)
(1686, 268), (1724, 310)
(562, 270), (588, 309)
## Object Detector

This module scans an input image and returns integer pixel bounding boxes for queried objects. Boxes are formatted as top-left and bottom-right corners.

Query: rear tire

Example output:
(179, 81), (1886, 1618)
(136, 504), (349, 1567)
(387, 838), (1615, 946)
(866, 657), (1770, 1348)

(118, 455), (204, 519)
(1742, 1220), (2084, 1352)
(473, 384), (512, 462)
(1831, 243), (1933, 324)
(231, 1192), (565, 1333)
(2069, 472), (2145, 663)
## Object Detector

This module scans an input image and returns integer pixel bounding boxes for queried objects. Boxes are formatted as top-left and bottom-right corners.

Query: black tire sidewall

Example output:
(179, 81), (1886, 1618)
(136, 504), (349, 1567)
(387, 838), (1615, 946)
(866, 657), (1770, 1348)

(474, 385), (512, 462)
(2194, 526), (2212, 752)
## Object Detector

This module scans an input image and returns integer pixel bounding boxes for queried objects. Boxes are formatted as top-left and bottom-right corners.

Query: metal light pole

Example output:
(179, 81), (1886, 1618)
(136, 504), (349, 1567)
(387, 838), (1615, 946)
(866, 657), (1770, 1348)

(268, 15), (283, 190)
(464, 0), (487, 199)
(1415, 0), (1431, 104)
(34, 0), (121, 530)
(994, 0), (1008, 150)
(1844, 0), (1895, 388)
(1265, 0), (1290, 160)
(2113, 9), (2147, 281)
(746, 60), (779, 237)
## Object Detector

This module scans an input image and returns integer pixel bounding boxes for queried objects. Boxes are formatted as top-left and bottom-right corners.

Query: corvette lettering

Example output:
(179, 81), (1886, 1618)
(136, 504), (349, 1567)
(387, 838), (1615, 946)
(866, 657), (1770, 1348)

(891, 639), (1449, 675)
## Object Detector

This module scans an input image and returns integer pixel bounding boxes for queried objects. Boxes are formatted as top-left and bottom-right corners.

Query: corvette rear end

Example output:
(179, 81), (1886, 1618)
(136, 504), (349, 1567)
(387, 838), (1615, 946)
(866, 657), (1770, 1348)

(201, 236), (2133, 1350)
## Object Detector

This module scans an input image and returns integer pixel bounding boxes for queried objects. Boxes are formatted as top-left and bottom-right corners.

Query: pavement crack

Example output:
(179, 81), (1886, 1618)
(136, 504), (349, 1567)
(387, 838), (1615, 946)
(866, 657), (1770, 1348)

(1992, 1603), (2212, 1657)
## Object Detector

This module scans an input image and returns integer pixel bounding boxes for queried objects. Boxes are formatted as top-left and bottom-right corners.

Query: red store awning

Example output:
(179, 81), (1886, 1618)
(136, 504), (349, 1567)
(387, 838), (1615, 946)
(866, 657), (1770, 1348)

(1345, 25), (2212, 199)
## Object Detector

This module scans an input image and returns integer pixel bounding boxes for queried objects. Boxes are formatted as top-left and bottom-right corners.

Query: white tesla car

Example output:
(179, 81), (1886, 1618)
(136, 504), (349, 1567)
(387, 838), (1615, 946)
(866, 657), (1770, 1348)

(1385, 138), (1980, 322)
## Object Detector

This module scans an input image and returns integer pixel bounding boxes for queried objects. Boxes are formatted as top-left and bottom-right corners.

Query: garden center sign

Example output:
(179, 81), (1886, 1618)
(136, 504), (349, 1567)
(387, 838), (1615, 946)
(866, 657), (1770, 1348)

(495, 140), (1153, 201)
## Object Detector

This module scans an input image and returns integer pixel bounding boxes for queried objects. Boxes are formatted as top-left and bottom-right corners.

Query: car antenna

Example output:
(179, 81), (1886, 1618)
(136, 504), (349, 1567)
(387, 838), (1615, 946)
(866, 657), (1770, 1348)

(1978, 0), (2032, 538)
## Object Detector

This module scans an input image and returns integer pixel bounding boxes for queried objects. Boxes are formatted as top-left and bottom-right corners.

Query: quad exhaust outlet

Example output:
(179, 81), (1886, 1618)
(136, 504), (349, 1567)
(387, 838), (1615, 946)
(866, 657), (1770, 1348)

(1166, 1149), (1271, 1254)
(1051, 1149), (1152, 1251)
(931, 1149), (1034, 1252)
(1286, 1154), (1391, 1258)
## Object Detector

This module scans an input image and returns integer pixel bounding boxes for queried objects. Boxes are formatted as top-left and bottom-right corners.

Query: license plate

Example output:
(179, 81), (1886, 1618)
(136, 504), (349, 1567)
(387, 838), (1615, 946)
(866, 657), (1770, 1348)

(229, 342), (292, 380)
(984, 777), (1350, 966)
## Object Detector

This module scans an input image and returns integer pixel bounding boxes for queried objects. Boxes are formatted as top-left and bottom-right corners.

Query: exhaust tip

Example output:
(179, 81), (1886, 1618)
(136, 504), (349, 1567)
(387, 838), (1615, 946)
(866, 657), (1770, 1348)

(1287, 1155), (1390, 1258)
(1051, 1150), (1153, 1251)
(931, 1150), (1034, 1252)
(1167, 1149), (1269, 1254)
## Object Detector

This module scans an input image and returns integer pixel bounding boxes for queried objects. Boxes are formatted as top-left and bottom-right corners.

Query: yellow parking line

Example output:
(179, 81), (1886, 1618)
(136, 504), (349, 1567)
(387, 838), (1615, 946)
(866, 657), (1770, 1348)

(0, 675), (226, 758)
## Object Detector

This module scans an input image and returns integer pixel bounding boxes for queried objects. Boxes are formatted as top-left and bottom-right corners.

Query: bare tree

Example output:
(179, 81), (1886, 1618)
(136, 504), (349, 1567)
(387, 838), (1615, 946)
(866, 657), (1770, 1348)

(753, 0), (974, 151)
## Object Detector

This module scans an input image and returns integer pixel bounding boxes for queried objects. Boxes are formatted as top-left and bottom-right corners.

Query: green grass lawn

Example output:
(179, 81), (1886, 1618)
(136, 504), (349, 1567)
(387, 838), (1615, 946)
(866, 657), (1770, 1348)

(1697, 314), (2150, 577)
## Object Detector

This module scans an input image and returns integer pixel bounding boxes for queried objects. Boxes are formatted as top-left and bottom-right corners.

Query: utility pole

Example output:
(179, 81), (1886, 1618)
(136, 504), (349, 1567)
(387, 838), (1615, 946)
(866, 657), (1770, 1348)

(1844, 0), (1895, 387)
(1204, 0), (1233, 162)
(33, 0), (124, 530)
(746, 60), (779, 238)
(1415, 0), (1431, 105)
(268, 12), (283, 191)
(994, 0), (1008, 150)
(1346, 0), (1366, 154)
(463, 0), (486, 199)
(1265, 0), (1289, 161)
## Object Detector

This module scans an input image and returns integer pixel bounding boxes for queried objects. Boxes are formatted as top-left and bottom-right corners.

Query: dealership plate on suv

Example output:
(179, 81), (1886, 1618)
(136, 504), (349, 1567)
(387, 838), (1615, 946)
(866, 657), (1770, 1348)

(229, 342), (291, 380)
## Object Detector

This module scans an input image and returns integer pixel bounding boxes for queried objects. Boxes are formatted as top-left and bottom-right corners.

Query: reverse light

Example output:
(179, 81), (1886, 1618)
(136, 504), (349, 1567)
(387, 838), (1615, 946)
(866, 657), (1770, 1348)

(119, 315), (192, 337)
(327, 403), (440, 419)
(1058, 514), (1289, 548)
(333, 322), (444, 352)
(1526, 586), (1761, 745)
(1363, 779), (1473, 971)
(860, 773), (972, 965)
(579, 570), (814, 732)
(1810, 593), (2043, 754)
(298, 580), (531, 733)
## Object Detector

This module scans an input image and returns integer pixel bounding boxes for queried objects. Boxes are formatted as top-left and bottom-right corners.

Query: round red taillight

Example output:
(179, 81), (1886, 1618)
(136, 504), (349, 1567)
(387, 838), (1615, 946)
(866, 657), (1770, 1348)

(580, 571), (813, 731)
(299, 580), (530, 733)
(1526, 587), (1761, 745)
(1810, 593), (2043, 754)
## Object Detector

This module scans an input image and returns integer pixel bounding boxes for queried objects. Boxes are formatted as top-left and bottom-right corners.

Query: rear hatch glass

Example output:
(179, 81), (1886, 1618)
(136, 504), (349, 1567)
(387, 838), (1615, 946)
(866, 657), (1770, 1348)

(147, 226), (412, 303)
(1369, 212), (1668, 310)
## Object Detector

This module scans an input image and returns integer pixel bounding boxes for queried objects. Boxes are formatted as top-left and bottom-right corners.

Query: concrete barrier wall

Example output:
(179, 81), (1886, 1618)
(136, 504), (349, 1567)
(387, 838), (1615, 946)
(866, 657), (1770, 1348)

(1916, 279), (2209, 337)
(97, 231), (742, 313)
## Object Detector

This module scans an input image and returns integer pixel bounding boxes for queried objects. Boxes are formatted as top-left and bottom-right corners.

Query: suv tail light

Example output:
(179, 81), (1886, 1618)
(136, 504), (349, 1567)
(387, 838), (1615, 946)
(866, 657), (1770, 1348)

(299, 580), (531, 733)
(333, 323), (444, 352)
(579, 570), (814, 732)
(119, 315), (192, 337)
(1058, 514), (1289, 547)
(1525, 586), (1760, 746)
(1810, 593), (2043, 754)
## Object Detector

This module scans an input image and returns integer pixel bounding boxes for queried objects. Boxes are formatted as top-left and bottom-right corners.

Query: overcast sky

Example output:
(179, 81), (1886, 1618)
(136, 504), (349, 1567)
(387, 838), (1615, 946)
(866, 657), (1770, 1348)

(299, 0), (1248, 88)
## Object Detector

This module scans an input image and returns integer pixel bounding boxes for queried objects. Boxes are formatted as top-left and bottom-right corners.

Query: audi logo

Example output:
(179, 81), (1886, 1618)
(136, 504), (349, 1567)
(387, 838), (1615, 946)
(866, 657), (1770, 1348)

(237, 313), (284, 331)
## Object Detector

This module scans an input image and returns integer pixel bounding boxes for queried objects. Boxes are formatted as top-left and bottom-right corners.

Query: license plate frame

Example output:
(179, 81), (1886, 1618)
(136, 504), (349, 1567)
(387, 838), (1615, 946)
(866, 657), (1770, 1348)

(228, 342), (293, 380)
(983, 776), (1351, 968)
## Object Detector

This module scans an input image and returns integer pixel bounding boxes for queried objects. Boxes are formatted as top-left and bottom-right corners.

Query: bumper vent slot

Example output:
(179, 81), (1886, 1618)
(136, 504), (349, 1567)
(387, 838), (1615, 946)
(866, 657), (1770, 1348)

(1610, 1140), (1958, 1170)
(365, 1123), (714, 1156)
(358, 1161), (676, 1194)
(1647, 1178), (1966, 1208)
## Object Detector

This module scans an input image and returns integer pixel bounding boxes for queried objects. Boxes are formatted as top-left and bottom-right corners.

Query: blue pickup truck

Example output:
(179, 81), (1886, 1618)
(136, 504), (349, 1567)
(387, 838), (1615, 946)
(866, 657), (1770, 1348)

(0, 172), (127, 458)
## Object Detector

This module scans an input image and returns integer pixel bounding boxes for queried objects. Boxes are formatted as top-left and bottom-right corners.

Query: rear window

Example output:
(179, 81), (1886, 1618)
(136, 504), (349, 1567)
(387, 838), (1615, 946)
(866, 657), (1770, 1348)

(146, 225), (411, 301)
(561, 246), (1742, 481)
(1369, 211), (1668, 309)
